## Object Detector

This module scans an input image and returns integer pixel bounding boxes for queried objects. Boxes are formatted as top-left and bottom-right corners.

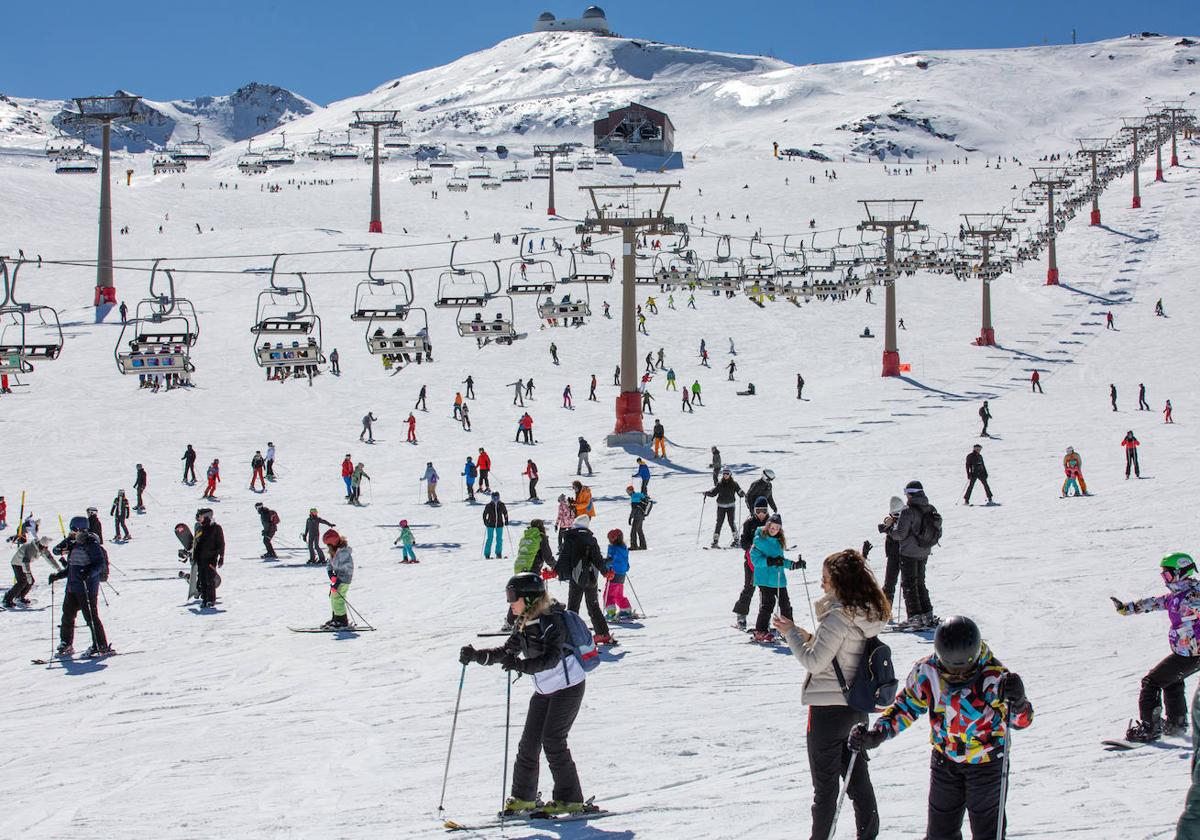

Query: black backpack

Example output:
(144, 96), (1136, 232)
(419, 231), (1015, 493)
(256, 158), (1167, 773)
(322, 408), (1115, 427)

(832, 635), (899, 713)
(635, 496), (655, 519)
(914, 504), (943, 549)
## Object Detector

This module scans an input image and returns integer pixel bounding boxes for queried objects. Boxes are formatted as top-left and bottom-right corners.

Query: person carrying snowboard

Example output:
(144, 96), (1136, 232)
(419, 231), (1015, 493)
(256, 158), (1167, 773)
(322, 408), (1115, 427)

(1122, 430), (1141, 479)
(110, 490), (131, 541)
(705, 468), (745, 548)
(458, 573), (594, 817)
(191, 508), (225, 609)
(303, 508), (335, 565)
(321, 529), (354, 630)
(255, 502), (279, 559)
(849, 616), (1033, 840)
(48, 516), (112, 656)
(483, 492), (509, 559)
(1111, 552), (1200, 742)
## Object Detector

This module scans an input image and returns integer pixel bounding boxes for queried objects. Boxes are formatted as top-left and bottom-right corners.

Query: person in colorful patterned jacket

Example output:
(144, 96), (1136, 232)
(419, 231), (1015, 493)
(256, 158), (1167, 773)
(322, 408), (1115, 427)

(849, 615), (1033, 840)
(1111, 552), (1200, 743)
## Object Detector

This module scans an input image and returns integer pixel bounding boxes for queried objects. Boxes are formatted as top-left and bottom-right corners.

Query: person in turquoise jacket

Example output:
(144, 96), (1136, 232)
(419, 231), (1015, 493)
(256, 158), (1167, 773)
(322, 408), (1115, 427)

(393, 519), (418, 563)
(751, 514), (799, 641)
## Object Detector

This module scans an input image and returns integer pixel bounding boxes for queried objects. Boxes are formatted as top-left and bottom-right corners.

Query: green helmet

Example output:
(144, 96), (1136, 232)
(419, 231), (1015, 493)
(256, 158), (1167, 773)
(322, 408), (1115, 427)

(1161, 552), (1196, 579)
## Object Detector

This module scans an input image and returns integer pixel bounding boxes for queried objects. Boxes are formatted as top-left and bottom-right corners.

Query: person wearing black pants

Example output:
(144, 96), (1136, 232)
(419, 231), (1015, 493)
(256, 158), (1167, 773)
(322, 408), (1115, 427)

(964, 444), (993, 505)
(732, 503), (770, 627)
(978, 401), (991, 437)
(414, 385), (427, 411)
(134, 464), (148, 512)
(1139, 653), (1200, 733)
(256, 502), (278, 559)
(808, 706), (879, 839)
(925, 752), (1005, 838)
(704, 469), (745, 549)
(876, 497), (903, 610)
(182, 445), (197, 484)
(891, 481), (936, 629)
(555, 519), (613, 643)
(192, 509), (225, 608)
(48, 516), (111, 656)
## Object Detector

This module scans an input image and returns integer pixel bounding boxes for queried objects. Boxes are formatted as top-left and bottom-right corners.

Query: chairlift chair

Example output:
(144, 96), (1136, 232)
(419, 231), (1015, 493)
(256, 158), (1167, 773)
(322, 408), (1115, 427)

(113, 260), (200, 377)
(55, 153), (98, 174)
(532, 160), (551, 179)
(446, 170), (469, 192)
(502, 163), (529, 182)
(351, 249), (413, 321)
(330, 132), (360, 160)
(45, 134), (85, 160)
(537, 280), (590, 323)
(153, 153), (186, 174)
(250, 258), (325, 371)
(459, 287), (518, 346)
(468, 159), (492, 179)
(383, 130), (412, 149)
(408, 163), (433, 185)
(262, 133), (296, 167)
(435, 242), (492, 308)
(0, 258), (65, 377)
(577, 155), (595, 170)
(566, 247), (614, 283)
(367, 305), (431, 357)
(481, 178), (502, 190)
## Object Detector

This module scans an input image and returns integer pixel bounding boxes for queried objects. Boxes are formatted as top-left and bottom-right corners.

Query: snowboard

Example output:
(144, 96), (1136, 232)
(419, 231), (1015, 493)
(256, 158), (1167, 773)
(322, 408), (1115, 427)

(176, 522), (220, 598)
(1102, 737), (1189, 752)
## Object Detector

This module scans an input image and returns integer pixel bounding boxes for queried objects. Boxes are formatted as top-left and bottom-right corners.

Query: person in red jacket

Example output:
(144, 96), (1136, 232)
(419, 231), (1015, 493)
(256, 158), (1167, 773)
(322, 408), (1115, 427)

(341, 455), (354, 498)
(477, 448), (492, 493)
(202, 459), (221, 500)
(0, 495), (7, 529)
(1122, 431), (1141, 479)
(1030, 370), (1042, 393)
(406, 412), (418, 443)
(523, 459), (539, 500)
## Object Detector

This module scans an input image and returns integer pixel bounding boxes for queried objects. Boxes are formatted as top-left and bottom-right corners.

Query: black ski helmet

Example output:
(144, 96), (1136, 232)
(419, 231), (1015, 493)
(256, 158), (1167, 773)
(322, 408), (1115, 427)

(933, 616), (982, 679)
(505, 572), (546, 604)
(68, 515), (89, 533)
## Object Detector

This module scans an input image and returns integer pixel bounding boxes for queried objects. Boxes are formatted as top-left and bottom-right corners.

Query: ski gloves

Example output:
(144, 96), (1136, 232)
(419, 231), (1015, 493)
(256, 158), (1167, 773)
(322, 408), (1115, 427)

(1110, 596), (1130, 616)
(997, 672), (1026, 705)
(848, 724), (886, 753)
(459, 645), (520, 671)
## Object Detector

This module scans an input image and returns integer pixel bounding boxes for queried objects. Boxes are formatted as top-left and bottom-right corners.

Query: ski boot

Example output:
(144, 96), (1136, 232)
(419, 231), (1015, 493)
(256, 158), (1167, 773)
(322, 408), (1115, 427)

(499, 797), (540, 817)
(735, 614), (748, 631)
(56, 643), (74, 657)
(83, 644), (114, 659)
(592, 633), (616, 646)
(728, 537), (739, 548)
(710, 539), (719, 549)
(604, 606), (618, 621)
(894, 614), (927, 632)
(539, 800), (590, 817)
(1125, 718), (1162, 743)
(751, 630), (775, 643)
(1163, 716), (1189, 737)
(617, 609), (637, 621)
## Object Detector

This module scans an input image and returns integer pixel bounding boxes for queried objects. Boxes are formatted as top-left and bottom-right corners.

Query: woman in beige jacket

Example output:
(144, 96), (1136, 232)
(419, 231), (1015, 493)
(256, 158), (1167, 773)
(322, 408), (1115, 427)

(774, 548), (890, 840)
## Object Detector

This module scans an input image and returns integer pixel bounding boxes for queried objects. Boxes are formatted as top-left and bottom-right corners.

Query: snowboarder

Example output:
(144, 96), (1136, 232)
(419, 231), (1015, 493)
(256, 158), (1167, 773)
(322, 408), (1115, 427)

(256, 502), (279, 559)
(329, 348), (340, 375)
(190, 508), (224, 609)
(576, 437), (593, 476)
(978, 400), (991, 437)
(1112, 552), (1200, 742)
(360, 412), (377, 443)
(708, 446), (722, 485)
(341, 454), (354, 499)
(462, 375), (475, 399)
(182, 444), (197, 484)
(554, 516), (613, 643)
(303, 509), (335, 564)
(773, 548), (888, 839)
(562, 384), (573, 409)
(1139, 383), (1150, 411)
(3, 534), (57, 609)
(745, 469), (777, 514)
(394, 519), (418, 563)
(134, 464), (148, 512)
(849, 616), (1033, 840)
(322, 529), (354, 629)
(266, 442), (276, 481)
(415, 384), (428, 411)
(750, 513), (797, 641)
(604, 529), (634, 620)
(550, 343), (559, 365)
(964, 444), (993, 505)
(47, 516), (111, 656)
(1031, 370), (1042, 393)
(406, 412), (418, 443)
(627, 485), (650, 551)
(524, 459), (539, 501)
(890, 480), (939, 630)
(651, 420), (666, 459)
(704, 468), (745, 547)
(111, 490), (133, 542)
(1122, 430), (1141, 478)
(632, 458), (651, 494)
(250, 450), (267, 491)
(458, 573), (594, 817)
(462, 457), (478, 502)
(483, 492), (509, 559)
(732, 499), (771, 630)
(422, 462), (440, 504)
(202, 459), (220, 500)
(727, 359), (736, 381)
(477, 448), (492, 492)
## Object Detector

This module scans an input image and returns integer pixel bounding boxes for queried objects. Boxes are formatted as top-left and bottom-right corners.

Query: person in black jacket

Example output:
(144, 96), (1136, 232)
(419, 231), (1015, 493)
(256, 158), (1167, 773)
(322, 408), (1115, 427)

(483, 492), (509, 559)
(182, 444), (197, 484)
(704, 469), (745, 548)
(86, 507), (103, 544)
(459, 573), (591, 817)
(745, 469), (777, 514)
(110, 490), (131, 541)
(732, 498), (771, 629)
(255, 502), (278, 559)
(979, 400), (992, 437)
(876, 496), (904, 611)
(553, 516), (613, 643)
(134, 464), (148, 512)
(48, 516), (111, 657)
(303, 509), (335, 564)
(192, 508), (225, 609)
(964, 444), (993, 505)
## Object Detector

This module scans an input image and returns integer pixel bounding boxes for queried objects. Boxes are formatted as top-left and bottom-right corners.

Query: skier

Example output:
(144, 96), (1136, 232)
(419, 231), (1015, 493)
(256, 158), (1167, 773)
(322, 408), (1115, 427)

(422, 462), (440, 504)
(256, 502), (279, 559)
(1122, 430), (1141, 479)
(3, 534), (57, 609)
(322, 529), (354, 629)
(850, 617), (1032, 838)
(477, 448), (492, 493)
(797, 372), (805, 399)
(562, 384), (573, 409)
(604, 529), (634, 620)
(0, 496), (5, 530)
(394, 519), (418, 563)
(415, 384), (428, 411)
(1062, 447), (1088, 497)
(182, 444), (197, 484)
(523, 459), (539, 501)
(978, 400), (991, 437)
(302, 508), (335, 565)
(890, 480), (939, 630)
(612, 366), (619, 386)
(1139, 383), (1150, 411)
(1030, 370), (1042, 393)
(727, 359), (736, 381)
(109, 489), (130, 542)
(1111, 384), (1118, 412)
(462, 375), (475, 399)
(1155, 298), (1165, 317)
(964, 444), (993, 505)
(709, 446), (722, 485)
(134, 464), (148, 512)
(458, 573), (594, 817)
(406, 412), (418, 443)
(84, 507), (102, 544)
(641, 389), (654, 415)
(1112, 552), (1200, 742)
(341, 454), (354, 499)
(47, 516), (111, 656)
(732, 498), (770, 630)
(191, 508), (225, 609)
(665, 368), (677, 390)
(555, 494), (574, 550)
(1165, 400), (1174, 424)
(876, 496), (904, 612)
(626, 485), (650, 551)
(651, 420), (666, 459)
(202, 459), (221, 500)
(576, 437), (593, 476)
(632, 458), (651, 494)
(265, 442), (276, 481)
(517, 412), (534, 444)
(483, 492), (509, 559)
(691, 380), (703, 405)
(745, 468), (778, 513)
(570, 481), (596, 519)
(774, 548), (888, 839)
(750, 513), (798, 642)
(462, 457), (478, 502)
(682, 387), (693, 413)
(360, 412), (377, 443)
(550, 343), (559, 365)
(510, 378), (525, 406)
(350, 462), (370, 505)
(1107, 310), (1115, 329)
(250, 450), (266, 491)
(704, 468), (745, 548)
(588, 374), (597, 401)
(460, 401), (472, 432)
(553, 516), (613, 644)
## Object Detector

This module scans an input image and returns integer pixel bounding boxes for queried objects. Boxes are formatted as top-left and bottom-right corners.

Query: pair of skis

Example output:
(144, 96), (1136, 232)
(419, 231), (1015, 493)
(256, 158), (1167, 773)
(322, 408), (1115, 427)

(444, 799), (611, 832)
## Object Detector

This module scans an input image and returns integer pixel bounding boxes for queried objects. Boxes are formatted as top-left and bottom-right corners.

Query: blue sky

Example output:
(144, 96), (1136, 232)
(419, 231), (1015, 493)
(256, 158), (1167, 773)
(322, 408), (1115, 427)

(3, 1), (1197, 104)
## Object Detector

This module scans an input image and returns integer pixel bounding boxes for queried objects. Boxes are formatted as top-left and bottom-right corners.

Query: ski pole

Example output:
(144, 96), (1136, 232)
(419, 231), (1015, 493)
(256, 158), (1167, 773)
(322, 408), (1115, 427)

(996, 708), (1013, 840)
(694, 495), (708, 546)
(827, 750), (859, 840)
(48, 579), (55, 669)
(625, 574), (646, 618)
(501, 669), (513, 818)
(800, 565), (817, 629)
(437, 662), (467, 814)
(340, 594), (376, 631)
(417, 479), (423, 505)
(103, 580), (121, 597)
